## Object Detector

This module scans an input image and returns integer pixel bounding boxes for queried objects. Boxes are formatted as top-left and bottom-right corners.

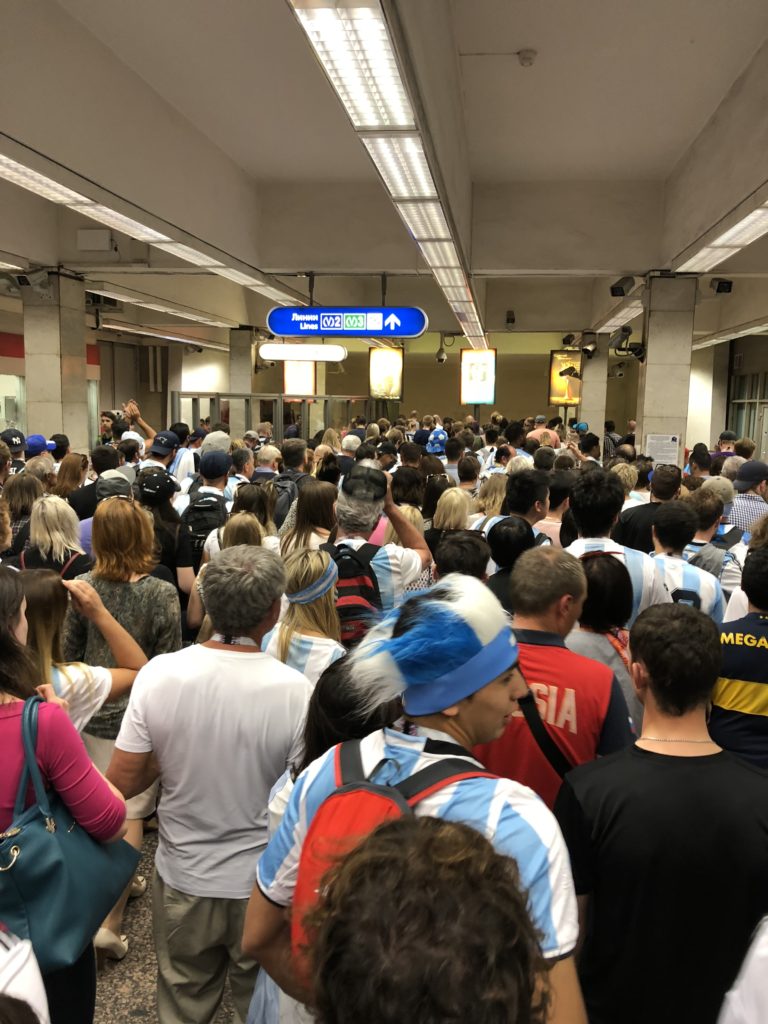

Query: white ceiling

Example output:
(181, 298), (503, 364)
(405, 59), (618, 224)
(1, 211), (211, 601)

(55, 0), (375, 183)
(451, 0), (768, 181)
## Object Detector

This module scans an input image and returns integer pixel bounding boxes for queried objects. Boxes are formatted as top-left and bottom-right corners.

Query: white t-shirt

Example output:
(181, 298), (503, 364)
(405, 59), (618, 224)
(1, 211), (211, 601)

(203, 529), (280, 561)
(718, 917), (768, 1024)
(115, 644), (312, 899)
(725, 587), (749, 622)
(50, 662), (112, 733)
(173, 483), (233, 518)
(263, 625), (345, 686)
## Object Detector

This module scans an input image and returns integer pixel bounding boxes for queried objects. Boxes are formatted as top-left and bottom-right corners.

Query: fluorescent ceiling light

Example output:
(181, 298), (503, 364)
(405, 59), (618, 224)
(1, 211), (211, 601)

(692, 320), (768, 350)
(441, 285), (474, 303)
(676, 246), (740, 273)
(710, 206), (768, 248)
(0, 261), (22, 270)
(394, 201), (451, 240)
(362, 135), (437, 200)
(291, 2), (414, 130)
(249, 283), (305, 306)
(100, 321), (227, 351)
(212, 267), (263, 287)
(433, 267), (469, 289)
(0, 153), (92, 205)
(152, 242), (224, 267)
(85, 281), (237, 328)
(418, 240), (461, 268)
(72, 203), (170, 243)
(259, 342), (347, 362)
(601, 298), (644, 332)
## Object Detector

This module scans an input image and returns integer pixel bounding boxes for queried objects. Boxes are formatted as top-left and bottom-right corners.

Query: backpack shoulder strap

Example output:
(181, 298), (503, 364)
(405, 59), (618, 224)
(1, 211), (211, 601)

(333, 739), (390, 788)
(19, 549), (25, 570)
(394, 757), (495, 806)
(517, 691), (573, 778)
(59, 551), (80, 577)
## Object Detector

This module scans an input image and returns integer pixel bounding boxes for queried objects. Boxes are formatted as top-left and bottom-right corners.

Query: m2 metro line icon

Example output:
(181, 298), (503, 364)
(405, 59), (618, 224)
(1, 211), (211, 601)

(266, 306), (428, 339)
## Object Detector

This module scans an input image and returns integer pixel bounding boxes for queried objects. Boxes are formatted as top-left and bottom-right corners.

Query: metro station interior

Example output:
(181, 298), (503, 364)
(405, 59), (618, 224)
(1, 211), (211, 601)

(2, 0), (768, 455)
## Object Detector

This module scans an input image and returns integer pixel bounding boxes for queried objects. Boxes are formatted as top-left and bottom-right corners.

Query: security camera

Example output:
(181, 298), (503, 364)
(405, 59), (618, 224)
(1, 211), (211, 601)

(562, 333), (576, 346)
(14, 268), (54, 299)
(559, 365), (582, 380)
(610, 276), (635, 297)
(710, 278), (733, 294)
(505, 310), (516, 330)
(436, 345), (447, 365)
(609, 325), (633, 350)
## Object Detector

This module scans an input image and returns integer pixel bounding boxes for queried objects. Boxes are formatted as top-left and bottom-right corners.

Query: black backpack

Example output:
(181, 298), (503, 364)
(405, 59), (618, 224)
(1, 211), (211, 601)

(321, 542), (383, 649)
(181, 492), (228, 570)
(273, 476), (300, 529)
(711, 527), (744, 551)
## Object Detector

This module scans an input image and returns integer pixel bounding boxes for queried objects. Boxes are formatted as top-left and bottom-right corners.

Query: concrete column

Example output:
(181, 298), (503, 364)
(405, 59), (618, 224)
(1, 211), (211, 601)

(635, 276), (697, 464)
(229, 328), (255, 437)
(22, 272), (88, 451)
(166, 345), (183, 427)
(686, 344), (730, 449)
(578, 333), (609, 456)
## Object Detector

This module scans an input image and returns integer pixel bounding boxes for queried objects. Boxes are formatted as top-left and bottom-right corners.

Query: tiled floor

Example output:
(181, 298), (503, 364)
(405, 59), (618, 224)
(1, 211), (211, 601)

(94, 832), (235, 1022)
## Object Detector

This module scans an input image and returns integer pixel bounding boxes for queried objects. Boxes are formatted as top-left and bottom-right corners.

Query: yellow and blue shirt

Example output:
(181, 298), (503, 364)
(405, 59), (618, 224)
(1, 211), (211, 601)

(710, 613), (768, 767)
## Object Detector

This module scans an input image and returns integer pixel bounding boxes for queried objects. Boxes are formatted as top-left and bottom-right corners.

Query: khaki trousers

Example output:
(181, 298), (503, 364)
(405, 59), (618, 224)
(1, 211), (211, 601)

(152, 870), (258, 1024)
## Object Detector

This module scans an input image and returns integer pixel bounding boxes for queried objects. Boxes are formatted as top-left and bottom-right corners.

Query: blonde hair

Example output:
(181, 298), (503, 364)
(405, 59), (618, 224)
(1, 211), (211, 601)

(365, 423), (380, 441)
(748, 514), (768, 551)
(321, 429), (341, 451)
(611, 463), (638, 497)
(476, 475), (506, 516)
(278, 550), (341, 663)
(92, 497), (156, 581)
(383, 504), (424, 547)
(20, 569), (69, 686)
(229, 438), (246, 452)
(29, 495), (85, 562)
(506, 455), (531, 475)
(433, 489), (470, 531)
(222, 512), (264, 548)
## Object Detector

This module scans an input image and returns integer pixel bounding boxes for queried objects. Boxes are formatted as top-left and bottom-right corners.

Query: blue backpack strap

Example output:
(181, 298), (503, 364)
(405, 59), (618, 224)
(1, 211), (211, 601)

(13, 695), (53, 822)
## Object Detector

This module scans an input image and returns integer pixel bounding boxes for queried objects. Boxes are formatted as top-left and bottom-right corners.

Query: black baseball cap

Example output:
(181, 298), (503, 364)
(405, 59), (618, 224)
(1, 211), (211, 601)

(734, 460), (768, 492)
(137, 467), (180, 504)
(1, 429), (25, 453)
(377, 442), (398, 457)
(341, 464), (387, 502)
(148, 430), (180, 456)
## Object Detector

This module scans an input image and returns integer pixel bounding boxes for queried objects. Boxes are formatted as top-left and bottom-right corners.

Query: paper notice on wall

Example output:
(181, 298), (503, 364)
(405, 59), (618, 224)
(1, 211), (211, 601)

(646, 434), (681, 466)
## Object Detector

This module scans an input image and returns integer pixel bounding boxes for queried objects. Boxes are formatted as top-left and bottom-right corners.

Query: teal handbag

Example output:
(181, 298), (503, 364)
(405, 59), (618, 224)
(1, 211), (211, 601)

(0, 696), (140, 974)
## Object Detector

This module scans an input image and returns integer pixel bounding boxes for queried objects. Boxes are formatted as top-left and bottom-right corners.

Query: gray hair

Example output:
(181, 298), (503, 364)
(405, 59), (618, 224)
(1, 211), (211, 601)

(30, 495), (84, 562)
(721, 455), (747, 482)
(203, 545), (286, 635)
(336, 490), (384, 537)
(256, 444), (280, 465)
(341, 434), (362, 452)
(24, 454), (55, 484)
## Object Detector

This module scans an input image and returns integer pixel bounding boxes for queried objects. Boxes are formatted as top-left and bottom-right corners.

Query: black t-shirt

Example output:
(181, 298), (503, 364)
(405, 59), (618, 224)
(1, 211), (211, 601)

(555, 745), (768, 1024)
(68, 484), (98, 522)
(612, 501), (659, 553)
(154, 521), (195, 580)
(486, 567), (513, 612)
(3, 547), (92, 579)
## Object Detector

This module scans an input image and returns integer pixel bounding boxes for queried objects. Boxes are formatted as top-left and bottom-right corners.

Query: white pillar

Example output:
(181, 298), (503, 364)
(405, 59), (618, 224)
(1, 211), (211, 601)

(635, 276), (697, 464)
(229, 328), (254, 437)
(686, 345), (729, 450)
(579, 333), (609, 457)
(22, 272), (89, 451)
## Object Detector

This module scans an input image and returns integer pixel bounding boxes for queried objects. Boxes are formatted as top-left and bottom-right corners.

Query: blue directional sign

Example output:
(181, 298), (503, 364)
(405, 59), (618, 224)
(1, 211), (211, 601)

(266, 305), (428, 339)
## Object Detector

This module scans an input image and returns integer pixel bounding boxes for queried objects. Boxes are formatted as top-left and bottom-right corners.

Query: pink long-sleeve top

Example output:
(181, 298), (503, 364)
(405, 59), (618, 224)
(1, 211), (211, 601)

(0, 700), (126, 842)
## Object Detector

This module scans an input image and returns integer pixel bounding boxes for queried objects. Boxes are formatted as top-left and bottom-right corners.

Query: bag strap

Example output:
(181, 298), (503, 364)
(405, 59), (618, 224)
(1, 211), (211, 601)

(13, 696), (53, 822)
(19, 550), (25, 570)
(59, 551), (79, 577)
(517, 691), (574, 779)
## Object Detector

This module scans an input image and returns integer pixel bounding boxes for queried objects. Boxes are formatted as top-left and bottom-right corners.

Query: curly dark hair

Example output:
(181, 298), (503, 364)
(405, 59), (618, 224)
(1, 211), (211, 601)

(307, 816), (549, 1024)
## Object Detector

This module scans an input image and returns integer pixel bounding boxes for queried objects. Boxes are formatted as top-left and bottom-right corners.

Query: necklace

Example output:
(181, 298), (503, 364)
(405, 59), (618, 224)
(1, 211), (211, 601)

(638, 737), (715, 744)
(210, 633), (258, 647)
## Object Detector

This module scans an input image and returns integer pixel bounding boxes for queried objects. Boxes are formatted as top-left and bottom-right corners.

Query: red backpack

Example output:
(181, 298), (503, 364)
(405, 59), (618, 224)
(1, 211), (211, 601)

(320, 542), (383, 648)
(290, 739), (495, 977)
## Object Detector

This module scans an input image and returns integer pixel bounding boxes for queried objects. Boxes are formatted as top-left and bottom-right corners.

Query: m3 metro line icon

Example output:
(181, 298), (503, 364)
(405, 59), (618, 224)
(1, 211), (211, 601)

(266, 306), (428, 339)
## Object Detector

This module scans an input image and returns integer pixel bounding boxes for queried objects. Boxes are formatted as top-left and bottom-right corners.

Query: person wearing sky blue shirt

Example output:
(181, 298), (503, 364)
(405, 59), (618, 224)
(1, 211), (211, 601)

(242, 575), (586, 1024)
(651, 501), (725, 624)
(565, 470), (671, 626)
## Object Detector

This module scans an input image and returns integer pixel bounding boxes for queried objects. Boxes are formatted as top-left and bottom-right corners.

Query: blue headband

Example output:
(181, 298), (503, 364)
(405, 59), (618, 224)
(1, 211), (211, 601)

(403, 628), (519, 716)
(286, 559), (339, 605)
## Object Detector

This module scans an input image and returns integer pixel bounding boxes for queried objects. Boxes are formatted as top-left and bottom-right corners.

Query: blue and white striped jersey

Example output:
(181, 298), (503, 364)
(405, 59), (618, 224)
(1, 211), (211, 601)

(651, 553), (725, 624)
(256, 728), (578, 960)
(682, 541), (742, 594)
(263, 626), (345, 686)
(565, 537), (672, 626)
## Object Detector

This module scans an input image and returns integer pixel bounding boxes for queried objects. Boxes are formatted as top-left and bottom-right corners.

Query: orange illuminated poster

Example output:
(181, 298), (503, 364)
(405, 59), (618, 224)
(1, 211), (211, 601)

(284, 360), (316, 395)
(369, 347), (403, 400)
(548, 351), (583, 406)
(460, 348), (496, 405)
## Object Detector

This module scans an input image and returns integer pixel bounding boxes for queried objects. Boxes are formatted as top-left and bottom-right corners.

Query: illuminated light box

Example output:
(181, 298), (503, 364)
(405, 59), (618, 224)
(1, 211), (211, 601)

(548, 350), (583, 407)
(369, 347), (403, 400)
(284, 360), (316, 396)
(460, 348), (496, 405)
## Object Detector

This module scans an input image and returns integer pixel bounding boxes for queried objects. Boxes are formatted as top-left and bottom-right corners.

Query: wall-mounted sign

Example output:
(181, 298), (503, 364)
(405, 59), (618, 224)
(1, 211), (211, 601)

(267, 305), (428, 339)
(548, 350), (583, 406)
(284, 360), (316, 396)
(460, 348), (496, 405)
(369, 347), (404, 400)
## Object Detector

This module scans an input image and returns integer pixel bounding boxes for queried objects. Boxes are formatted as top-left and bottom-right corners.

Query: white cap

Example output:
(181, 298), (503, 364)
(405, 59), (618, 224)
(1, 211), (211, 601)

(121, 430), (145, 455)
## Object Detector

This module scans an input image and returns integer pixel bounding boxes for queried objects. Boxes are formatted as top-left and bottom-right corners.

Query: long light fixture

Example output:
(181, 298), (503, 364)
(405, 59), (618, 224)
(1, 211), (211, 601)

(692, 318), (768, 351)
(0, 153), (92, 205)
(72, 204), (171, 243)
(595, 290), (645, 333)
(287, 0), (487, 348)
(675, 201), (768, 272)
(259, 342), (347, 362)
(86, 281), (239, 329)
(0, 261), (22, 271)
(100, 321), (228, 351)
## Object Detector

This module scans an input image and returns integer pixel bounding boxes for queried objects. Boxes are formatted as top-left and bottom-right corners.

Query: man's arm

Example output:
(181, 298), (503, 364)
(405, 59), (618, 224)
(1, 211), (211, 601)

(383, 478), (431, 569)
(106, 747), (160, 800)
(242, 884), (310, 1002)
(123, 399), (157, 446)
(545, 955), (587, 1024)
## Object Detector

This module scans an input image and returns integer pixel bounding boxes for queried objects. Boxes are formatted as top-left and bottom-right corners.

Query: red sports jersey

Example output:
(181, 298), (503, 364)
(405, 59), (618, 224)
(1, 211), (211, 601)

(474, 630), (626, 808)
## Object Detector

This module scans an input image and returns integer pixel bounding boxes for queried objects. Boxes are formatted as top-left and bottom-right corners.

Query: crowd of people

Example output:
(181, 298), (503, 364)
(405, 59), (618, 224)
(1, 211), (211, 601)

(1, 403), (768, 1024)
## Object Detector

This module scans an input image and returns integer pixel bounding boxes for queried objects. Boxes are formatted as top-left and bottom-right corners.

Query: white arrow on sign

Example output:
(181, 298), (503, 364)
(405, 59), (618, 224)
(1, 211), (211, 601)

(384, 313), (401, 330)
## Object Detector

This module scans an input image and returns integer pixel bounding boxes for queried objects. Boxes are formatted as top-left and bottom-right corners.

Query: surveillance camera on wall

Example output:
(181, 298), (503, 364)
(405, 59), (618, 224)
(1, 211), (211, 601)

(436, 345), (447, 365)
(710, 278), (733, 294)
(609, 325), (633, 349)
(610, 276), (635, 297)
(13, 268), (54, 299)
(505, 310), (516, 330)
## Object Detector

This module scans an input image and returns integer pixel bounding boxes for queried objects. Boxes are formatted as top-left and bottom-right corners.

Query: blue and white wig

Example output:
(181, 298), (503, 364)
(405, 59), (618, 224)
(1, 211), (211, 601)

(348, 574), (518, 717)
